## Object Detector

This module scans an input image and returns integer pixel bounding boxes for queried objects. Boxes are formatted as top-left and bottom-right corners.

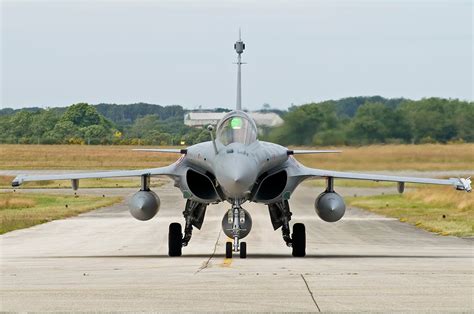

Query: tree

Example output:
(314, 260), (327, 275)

(46, 120), (80, 143)
(347, 103), (389, 144)
(82, 125), (108, 140)
(0, 97), (472, 145)
(127, 115), (162, 138)
(9, 111), (34, 137)
(399, 98), (466, 143)
(346, 102), (412, 144)
(269, 102), (340, 145)
(61, 103), (102, 127)
(30, 110), (60, 139)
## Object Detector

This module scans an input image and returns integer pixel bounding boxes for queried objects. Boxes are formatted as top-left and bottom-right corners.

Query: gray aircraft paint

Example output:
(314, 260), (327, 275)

(10, 34), (471, 257)
(11, 35), (472, 208)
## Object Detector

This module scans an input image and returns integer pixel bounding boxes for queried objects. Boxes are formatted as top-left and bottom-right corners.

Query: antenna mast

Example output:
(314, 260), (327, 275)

(234, 29), (245, 111)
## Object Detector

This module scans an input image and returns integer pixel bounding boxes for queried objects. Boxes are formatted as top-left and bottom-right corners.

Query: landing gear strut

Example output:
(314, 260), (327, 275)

(168, 200), (207, 257)
(268, 200), (306, 257)
(223, 200), (250, 258)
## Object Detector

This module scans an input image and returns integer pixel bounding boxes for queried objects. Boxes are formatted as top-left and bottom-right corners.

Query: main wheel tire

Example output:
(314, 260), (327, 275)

(240, 242), (247, 259)
(226, 242), (233, 258)
(292, 223), (306, 257)
(168, 223), (183, 257)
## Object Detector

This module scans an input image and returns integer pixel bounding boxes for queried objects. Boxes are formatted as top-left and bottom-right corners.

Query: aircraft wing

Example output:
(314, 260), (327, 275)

(11, 165), (178, 187)
(296, 166), (472, 192)
(132, 148), (186, 154)
(288, 150), (341, 155)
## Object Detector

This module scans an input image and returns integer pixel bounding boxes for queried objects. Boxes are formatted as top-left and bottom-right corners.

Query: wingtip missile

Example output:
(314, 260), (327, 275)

(453, 177), (471, 192)
(11, 176), (23, 187)
(460, 177), (471, 192)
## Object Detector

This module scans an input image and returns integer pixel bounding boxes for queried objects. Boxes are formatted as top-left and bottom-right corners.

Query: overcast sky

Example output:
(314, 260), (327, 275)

(1, 0), (472, 110)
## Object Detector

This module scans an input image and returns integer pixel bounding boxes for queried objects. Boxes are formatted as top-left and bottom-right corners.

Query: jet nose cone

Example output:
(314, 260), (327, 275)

(230, 169), (245, 183)
(215, 155), (257, 198)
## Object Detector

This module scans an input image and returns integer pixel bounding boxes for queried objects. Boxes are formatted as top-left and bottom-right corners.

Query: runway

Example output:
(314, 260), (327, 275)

(1, 182), (473, 311)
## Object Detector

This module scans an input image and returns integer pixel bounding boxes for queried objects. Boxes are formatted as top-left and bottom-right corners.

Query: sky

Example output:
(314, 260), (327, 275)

(1, 0), (472, 110)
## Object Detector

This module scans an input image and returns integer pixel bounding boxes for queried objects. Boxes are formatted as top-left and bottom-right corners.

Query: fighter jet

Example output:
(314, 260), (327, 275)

(12, 34), (471, 258)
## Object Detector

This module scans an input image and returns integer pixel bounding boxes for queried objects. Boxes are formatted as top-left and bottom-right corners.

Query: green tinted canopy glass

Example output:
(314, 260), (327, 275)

(230, 117), (242, 129)
(216, 114), (257, 145)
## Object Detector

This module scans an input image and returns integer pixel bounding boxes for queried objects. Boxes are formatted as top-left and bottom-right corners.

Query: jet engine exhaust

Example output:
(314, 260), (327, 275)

(315, 191), (346, 222)
(129, 190), (161, 221)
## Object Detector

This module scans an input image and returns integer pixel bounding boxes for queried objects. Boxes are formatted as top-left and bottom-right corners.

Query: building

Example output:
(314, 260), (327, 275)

(184, 111), (284, 128)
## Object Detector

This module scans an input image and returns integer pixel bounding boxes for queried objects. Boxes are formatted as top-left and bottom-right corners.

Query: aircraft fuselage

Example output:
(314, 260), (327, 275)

(184, 137), (289, 202)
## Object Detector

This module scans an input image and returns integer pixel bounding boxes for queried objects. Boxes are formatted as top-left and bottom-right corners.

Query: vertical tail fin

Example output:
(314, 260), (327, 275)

(234, 29), (245, 111)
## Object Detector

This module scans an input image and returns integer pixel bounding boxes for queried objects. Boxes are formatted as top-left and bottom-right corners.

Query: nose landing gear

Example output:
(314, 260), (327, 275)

(222, 201), (252, 258)
(225, 241), (247, 258)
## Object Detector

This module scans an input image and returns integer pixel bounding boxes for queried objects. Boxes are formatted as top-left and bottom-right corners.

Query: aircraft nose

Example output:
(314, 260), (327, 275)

(228, 166), (248, 186)
(215, 155), (257, 198)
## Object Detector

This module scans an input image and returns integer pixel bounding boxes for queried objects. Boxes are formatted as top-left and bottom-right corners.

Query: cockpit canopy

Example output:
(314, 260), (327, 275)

(216, 111), (258, 146)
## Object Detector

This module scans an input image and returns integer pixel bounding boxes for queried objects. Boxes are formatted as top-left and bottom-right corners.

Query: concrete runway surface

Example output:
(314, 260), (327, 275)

(1, 182), (473, 312)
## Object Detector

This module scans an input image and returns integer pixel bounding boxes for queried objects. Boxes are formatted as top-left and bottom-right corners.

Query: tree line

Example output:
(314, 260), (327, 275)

(0, 103), (210, 145)
(265, 97), (473, 145)
(0, 97), (472, 145)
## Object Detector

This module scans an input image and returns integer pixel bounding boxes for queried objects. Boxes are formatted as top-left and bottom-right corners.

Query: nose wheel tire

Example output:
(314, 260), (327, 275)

(225, 241), (247, 258)
(240, 242), (247, 258)
(168, 223), (183, 257)
(225, 242), (233, 258)
(292, 223), (306, 257)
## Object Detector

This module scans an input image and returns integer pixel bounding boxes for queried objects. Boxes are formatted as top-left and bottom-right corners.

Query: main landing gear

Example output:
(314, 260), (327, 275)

(169, 199), (305, 258)
(168, 200), (207, 257)
(268, 200), (306, 257)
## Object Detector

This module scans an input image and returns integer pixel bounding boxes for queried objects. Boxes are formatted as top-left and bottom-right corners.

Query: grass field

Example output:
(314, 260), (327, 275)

(293, 143), (474, 171)
(0, 145), (177, 170)
(1, 144), (472, 237)
(0, 143), (472, 170)
(0, 192), (122, 234)
(347, 186), (474, 237)
(0, 175), (165, 189)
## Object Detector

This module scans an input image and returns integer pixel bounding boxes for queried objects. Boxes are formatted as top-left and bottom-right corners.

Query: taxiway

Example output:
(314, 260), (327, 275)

(1, 181), (472, 311)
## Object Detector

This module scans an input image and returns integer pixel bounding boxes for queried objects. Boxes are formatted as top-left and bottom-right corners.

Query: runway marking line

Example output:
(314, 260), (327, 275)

(222, 257), (232, 267)
(220, 239), (233, 267)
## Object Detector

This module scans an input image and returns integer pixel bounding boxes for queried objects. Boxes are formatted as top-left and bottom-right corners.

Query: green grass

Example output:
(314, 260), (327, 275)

(1, 144), (473, 170)
(0, 192), (122, 234)
(347, 187), (474, 237)
(0, 175), (165, 189)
